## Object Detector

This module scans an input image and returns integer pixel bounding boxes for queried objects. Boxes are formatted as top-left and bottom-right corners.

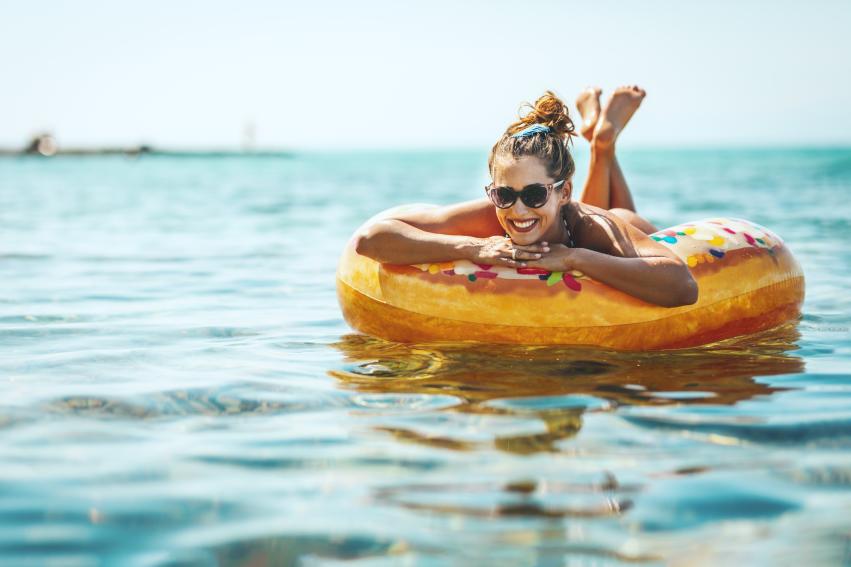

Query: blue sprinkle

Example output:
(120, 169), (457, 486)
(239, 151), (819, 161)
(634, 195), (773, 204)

(709, 249), (725, 258)
(663, 236), (677, 244)
(538, 274), (549, 281)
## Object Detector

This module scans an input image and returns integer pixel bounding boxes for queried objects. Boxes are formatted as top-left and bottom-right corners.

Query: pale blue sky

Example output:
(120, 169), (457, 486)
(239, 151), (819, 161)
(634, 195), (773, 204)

(2, 0), (849, 149)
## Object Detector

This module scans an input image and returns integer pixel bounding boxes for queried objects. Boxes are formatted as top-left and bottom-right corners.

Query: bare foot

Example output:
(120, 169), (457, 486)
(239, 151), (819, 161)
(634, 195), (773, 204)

(593, 85), (646, 150)
(575, 87), (602, 142)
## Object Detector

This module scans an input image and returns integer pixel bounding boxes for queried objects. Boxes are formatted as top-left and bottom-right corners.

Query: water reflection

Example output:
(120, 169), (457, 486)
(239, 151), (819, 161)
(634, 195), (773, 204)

(329, 324), (805, 456)
(373, 474), (637, 519)
(205, 534), (402, 567)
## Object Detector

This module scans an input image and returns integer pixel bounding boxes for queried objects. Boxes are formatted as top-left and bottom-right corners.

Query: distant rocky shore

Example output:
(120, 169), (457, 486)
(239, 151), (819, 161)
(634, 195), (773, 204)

(0, 134), (292, 158)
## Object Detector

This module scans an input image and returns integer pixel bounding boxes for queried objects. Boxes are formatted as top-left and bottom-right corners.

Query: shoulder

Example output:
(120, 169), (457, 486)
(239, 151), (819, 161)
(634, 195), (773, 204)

(568, 203), (618, 252)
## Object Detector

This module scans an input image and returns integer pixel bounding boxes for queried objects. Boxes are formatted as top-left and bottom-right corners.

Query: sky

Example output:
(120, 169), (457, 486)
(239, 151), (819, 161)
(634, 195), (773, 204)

(1, 0), (849, 149)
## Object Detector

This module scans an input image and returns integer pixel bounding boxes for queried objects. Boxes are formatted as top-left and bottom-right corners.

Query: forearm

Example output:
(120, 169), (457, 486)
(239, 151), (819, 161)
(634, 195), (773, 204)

(572, 248), (698, 307)
(354, 219), (477, 265)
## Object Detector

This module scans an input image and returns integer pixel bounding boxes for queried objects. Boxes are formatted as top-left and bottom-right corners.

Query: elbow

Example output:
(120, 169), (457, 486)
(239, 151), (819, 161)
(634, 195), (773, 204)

(647, 262), (698, 307)
(354, 220), (393, 261)
(353, 229), (375, 258)
(353, 232), (367, 256)
(666, 270), (699, 307)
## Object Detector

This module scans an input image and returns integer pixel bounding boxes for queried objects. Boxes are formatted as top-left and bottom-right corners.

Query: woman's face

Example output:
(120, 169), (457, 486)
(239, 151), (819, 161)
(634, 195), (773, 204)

(490, 155), (572, 246)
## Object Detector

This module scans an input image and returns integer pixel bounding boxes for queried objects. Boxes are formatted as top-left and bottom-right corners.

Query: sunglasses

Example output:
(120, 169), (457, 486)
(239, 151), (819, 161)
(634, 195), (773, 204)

(484, 180), (565, 209)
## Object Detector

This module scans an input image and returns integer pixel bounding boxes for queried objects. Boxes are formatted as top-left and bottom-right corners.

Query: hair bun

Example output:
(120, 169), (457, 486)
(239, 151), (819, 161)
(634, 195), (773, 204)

(507, 90), (576, 141)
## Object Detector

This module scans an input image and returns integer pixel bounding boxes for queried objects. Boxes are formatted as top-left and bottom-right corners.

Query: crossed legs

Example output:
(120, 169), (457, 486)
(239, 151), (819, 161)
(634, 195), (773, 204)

(575, 86), (658, 235)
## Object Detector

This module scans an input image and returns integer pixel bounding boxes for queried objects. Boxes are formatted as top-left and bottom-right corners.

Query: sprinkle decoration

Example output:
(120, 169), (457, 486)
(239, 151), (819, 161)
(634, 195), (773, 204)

(411, 217), (783, 295)
(546, 272), (563, 287)
(517, 267), (551, 276)
(562, 273), (582, 291)
(474, 271), (498, 279)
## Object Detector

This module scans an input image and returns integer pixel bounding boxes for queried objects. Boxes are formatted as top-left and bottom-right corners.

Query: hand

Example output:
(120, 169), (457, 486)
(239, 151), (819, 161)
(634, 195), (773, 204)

(523, 244), (580, 272)
(469, 236), (551, 268)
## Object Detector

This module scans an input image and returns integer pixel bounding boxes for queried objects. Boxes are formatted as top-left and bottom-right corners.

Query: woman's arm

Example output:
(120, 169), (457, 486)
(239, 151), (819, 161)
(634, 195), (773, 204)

(355, 218), (482, 264)
(527, 206), (698, 307)
(569, 249), (697, 307)
(354, 199), (547, 266)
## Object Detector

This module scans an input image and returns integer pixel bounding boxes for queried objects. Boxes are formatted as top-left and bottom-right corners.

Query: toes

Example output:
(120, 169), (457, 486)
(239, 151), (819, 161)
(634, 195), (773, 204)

(578, 86), (601, 101)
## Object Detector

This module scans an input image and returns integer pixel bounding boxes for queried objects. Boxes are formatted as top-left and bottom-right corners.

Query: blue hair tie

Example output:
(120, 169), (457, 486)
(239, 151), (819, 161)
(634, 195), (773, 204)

(511, 124), (551, 138)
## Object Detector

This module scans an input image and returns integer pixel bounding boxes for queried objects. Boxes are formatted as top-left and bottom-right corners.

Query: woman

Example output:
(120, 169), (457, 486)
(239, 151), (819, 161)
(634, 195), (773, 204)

(354, 86), (698, 308)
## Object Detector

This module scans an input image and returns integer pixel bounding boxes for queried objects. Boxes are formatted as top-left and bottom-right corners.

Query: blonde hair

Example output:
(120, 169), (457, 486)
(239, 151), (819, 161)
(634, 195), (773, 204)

(488, 90), (577, 182)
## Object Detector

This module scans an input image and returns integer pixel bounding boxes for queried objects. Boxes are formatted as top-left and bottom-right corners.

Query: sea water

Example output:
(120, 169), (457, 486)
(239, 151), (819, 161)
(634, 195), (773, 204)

(1, 148), (849, 565)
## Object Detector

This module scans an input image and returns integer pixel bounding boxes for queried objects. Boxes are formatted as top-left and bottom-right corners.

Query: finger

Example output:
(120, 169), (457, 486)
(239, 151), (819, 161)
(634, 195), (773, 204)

(512, 250), (544, 261)
(513, 244), (551, 253)
(497, 257), (527, 268)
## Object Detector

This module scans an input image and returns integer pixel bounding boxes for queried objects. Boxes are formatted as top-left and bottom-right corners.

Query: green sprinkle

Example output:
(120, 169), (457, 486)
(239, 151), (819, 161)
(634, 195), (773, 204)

(467, 274), (477, 282)
(546, 271), (563, 286)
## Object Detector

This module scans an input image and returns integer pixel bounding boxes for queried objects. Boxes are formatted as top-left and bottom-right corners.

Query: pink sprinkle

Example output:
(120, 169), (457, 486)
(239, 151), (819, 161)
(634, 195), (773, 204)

(743, 233), (756, 245)
(662, 230), (676, 236)
(443, 269), (455, 276)
(562, 273), (582, 291)
(474, 263), (493, 270)
(474, 271), (498, 279)
(723, 227), (736, 234)
(517, 267), (550, 275)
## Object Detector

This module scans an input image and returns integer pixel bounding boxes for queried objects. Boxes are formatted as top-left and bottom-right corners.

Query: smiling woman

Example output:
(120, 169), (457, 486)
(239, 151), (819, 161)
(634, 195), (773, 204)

(341, 87), (805, 348)
(354, 87), (698, 307)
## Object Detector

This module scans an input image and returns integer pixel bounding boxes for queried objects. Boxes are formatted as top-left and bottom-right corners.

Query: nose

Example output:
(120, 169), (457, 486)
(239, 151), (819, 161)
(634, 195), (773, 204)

(510, 199), (531, 216)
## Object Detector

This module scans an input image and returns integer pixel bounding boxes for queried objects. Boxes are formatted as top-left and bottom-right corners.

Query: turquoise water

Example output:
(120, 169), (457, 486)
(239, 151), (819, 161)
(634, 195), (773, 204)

(1, 148), (850, 565)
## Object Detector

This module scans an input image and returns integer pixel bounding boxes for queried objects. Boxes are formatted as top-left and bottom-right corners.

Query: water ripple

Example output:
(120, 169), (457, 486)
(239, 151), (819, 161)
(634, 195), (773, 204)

(1, 150), (850, 563)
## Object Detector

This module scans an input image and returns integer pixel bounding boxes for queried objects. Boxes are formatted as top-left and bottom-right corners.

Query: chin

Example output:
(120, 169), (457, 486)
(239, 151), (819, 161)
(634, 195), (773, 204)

(502, 216), (550, 245)
(506, 229), (540, 245)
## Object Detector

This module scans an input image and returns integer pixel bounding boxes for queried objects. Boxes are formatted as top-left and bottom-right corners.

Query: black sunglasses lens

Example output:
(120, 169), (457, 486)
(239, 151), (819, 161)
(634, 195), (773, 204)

(521, 185), (549, 208)
(493, 187), (516, 208)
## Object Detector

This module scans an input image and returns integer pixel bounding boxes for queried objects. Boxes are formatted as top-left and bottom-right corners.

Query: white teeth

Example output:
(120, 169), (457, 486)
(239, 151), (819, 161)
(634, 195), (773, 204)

(513, 219), (536, 228)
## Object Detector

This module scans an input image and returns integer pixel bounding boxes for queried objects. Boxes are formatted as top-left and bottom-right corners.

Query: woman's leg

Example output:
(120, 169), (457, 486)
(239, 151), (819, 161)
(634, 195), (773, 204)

(575, 86), (657, 234)
(609, 156), (635, 211)
(609, 207), (658, 233)
(578, 140), (615, 210)
(575, 87), (610, 209)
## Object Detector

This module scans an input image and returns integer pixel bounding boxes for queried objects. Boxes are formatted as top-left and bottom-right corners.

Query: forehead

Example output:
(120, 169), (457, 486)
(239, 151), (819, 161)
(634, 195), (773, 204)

(492, 155), (552, 186)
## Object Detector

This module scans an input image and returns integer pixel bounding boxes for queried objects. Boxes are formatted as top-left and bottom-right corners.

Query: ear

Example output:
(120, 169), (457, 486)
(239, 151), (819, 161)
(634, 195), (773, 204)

(558, 181), (573, 205)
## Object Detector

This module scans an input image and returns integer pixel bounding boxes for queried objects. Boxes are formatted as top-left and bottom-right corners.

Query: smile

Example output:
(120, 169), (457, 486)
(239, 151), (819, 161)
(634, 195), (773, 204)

(508, 218), (539, 233)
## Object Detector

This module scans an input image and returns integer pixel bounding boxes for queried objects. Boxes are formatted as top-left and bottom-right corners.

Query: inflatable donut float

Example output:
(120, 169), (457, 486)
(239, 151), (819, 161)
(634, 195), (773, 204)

(337, 206), (804, 350)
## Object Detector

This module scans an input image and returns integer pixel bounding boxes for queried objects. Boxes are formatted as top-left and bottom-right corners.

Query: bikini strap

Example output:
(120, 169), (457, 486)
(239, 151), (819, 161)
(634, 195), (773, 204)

(562, 206), (576, 248)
